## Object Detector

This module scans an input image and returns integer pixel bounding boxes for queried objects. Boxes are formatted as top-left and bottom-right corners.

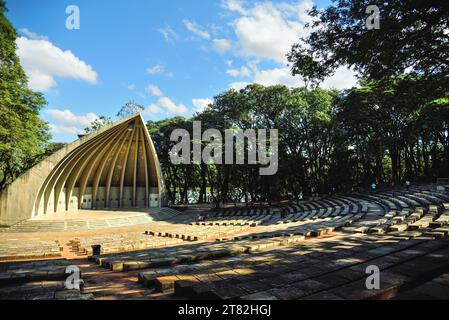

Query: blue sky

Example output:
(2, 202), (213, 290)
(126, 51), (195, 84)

(7, 0), (355, 142)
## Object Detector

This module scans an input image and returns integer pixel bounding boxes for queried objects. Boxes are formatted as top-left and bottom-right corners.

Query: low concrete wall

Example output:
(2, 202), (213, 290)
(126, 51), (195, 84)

(0, 142), (82, 226)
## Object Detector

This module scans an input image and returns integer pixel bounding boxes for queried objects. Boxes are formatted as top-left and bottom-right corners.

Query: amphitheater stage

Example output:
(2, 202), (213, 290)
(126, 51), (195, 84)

(31, 209), (154, 221)
(2, 207), (187, 234)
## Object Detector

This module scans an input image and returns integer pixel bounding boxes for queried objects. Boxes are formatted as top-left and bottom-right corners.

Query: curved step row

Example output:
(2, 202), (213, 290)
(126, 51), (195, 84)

(0, 240), (62, 262)
(146, 234), (449, 299)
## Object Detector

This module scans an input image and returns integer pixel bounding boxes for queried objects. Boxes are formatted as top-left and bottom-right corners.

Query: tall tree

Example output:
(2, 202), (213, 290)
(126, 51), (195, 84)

(288, 0), (449, 83)
(287, 0), (449, 184)
(84, 116), (113, 133)
(147, 117), (195, 204)
(0, 1), (51, 191)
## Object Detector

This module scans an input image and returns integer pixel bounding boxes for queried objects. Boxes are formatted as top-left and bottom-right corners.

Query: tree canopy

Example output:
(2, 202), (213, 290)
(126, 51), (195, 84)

(287, 0), (449, 83)
(84, 116), (113, 133)
(1, 0), (447, 205)
(0, 1), (51, 191)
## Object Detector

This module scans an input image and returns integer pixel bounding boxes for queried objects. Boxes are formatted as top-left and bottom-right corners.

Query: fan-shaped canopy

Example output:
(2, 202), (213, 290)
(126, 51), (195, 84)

(33, 114), (162, 216)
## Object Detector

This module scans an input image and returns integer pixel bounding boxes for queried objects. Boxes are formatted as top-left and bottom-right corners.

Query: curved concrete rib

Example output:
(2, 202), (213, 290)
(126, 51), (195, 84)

(40, 125), (121, 215)
(77, 126), (127, 210)
(91, 125), (130, 209)
(119, 125), (136, 208)
(66, 126), (126, 210)
(105, 130), (131, 208)
(140, 126), (150, 208)
(132, 127), (140, 207)
(53, 124), (125, 213)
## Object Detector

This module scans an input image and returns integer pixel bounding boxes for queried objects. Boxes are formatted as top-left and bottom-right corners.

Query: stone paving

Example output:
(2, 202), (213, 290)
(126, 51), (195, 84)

(0, 239), (62, 261)
(0, 259), (93, 300)
(395, 272), (449, 300)
(4, 208), (181, 233)
(70, 232), (184, 255)
(145, 223), (253, 241)
(150, 234), (449, 299)
(0, 188), (449, 300)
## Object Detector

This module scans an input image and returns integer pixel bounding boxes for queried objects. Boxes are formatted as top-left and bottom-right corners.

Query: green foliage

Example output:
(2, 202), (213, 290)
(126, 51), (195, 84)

(147, 117), (195, 204)
(116, 101), (144, 118)
(336, 76), (448, 184)
(284, 0), (449, 189)
(148, 85), (343, 205)
(1, 0), (446, 204)
(149, 79), (448, 206)
(288, 0), (449, 82)
(0, 2), (51, 191)
(84, 116), (113, 133)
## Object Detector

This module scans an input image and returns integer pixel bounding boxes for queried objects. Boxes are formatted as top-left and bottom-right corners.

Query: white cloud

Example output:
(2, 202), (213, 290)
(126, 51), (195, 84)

(225, 60), (233, 66)
(146, 64), (165, 75)
(144, 95), (189, 115)
(48, 124), (80, 135)
(44, 109), (98, 127)
(228, 61), (299, 88)
(144, 103), (163, 115)
(137, 92), (146, 99)
(227, 66), (251, 77)
(146, 84), (163, 97)
(279, 0), (315, 25)
(44, 109), (99, 136)
(26, 69), (56, 92)
(192, 98), (213, 113)
(221, 1), (357, 91)
(127, 84), (135, 90)
(19, 28), (48, 41)
(159, 25), (179, 42)
(213, 38), (232, 54)
(222, 0), (247, 14)
(224, 1), (311, 63)
(254, 67), (300, 87)
(159, 97), (188, 114)
(230, 65), (358, 90)
(320, 67), (358, 90)
(16, 36), (98, 92)
(229, 81), (250, 91)
(183, 19), (211, 39)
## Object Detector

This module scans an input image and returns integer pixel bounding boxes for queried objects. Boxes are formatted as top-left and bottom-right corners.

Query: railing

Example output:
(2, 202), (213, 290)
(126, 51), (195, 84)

(437, 178), (449, 185)
(436, 178), (449, 192)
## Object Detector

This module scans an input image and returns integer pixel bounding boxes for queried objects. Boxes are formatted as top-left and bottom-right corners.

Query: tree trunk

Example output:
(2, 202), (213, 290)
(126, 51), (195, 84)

(197, 164), (207, 204)
(390, 147), (400, 184)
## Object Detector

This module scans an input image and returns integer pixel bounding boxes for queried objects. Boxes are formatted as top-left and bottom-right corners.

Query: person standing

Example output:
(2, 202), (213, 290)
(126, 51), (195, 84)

(405, 180), (411, 191)
(371, 182), (377, 192)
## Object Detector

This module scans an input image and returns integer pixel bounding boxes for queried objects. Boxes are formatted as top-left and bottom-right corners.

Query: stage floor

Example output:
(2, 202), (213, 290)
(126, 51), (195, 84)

(31, 209), (150, 221)
(1, 208), (189, 235)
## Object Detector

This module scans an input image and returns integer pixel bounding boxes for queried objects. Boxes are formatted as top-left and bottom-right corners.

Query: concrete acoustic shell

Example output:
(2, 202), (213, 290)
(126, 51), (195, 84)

(0, 113), (164, 227)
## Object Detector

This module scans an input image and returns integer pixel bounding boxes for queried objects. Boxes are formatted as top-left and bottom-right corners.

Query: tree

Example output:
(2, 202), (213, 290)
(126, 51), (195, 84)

(146, 81), (447, 205)
(193, 84), (340, 205)
(84, 116), (113, 133)
(0, 1), (51, 191)
(147, 117), (196, 204)
(116, 101), (144, 118)
(288, 0), (449, 83)
(287, 0), (449, 185)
